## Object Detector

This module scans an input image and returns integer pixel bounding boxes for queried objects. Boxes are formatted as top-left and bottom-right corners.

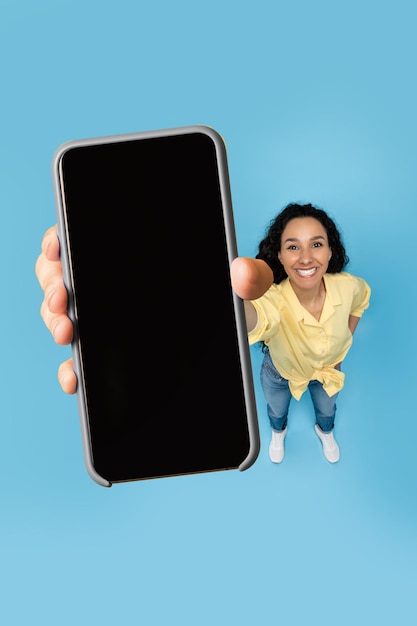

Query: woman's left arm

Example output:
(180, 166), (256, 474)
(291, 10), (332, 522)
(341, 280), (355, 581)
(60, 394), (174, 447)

(335, 315), (361, 370)
(349, 315), (361, 335)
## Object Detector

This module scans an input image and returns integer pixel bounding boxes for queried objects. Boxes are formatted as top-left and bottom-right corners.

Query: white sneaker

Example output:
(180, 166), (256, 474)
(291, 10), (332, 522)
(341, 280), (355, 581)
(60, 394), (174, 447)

(314, 424), (340, 463)
(269, 427), (287, 463)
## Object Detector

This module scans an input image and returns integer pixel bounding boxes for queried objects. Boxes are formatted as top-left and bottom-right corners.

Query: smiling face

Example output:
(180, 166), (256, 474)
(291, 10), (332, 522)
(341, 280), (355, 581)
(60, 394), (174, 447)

(277, 217), (332, 294)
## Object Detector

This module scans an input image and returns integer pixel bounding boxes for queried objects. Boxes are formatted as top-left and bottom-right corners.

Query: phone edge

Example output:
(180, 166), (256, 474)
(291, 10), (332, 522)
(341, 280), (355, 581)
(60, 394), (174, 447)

(52, 143), (112, 488)
(202, 127), (261, 471)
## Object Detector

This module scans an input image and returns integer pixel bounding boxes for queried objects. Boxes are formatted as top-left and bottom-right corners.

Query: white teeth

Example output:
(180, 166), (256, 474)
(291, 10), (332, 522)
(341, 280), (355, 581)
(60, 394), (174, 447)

(296, 268), (317, 276)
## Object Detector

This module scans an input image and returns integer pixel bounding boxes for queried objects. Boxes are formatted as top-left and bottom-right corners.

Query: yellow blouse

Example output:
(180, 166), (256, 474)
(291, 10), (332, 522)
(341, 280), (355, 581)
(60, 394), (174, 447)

(248, 272), (371, 400)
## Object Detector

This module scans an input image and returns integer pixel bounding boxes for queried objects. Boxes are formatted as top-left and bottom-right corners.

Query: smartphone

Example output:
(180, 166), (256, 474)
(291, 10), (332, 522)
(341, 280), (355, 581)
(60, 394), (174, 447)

(52, 125), (259, 487)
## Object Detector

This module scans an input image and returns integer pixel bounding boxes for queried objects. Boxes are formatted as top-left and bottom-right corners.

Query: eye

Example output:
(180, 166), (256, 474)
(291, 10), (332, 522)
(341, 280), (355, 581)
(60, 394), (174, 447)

(287, 245), (298, 250)
(312, 242), (323, 248)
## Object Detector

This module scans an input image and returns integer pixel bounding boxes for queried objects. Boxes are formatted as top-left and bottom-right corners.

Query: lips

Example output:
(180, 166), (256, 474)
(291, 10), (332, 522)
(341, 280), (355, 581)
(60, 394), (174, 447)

(295, 267), (318, 277)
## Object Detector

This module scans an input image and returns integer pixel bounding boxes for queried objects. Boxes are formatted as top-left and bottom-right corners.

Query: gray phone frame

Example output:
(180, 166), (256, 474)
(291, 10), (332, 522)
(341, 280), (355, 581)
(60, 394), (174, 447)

(51, 124), (260, 487)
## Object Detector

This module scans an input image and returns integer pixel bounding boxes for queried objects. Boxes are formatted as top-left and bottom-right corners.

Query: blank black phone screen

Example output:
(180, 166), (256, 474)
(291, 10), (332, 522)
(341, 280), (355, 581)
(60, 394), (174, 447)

(58, 130), (254, 483)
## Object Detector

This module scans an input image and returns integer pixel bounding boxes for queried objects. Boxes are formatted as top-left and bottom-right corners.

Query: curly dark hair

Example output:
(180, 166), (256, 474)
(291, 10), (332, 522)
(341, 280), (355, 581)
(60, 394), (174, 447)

(256, 202), (349, 284)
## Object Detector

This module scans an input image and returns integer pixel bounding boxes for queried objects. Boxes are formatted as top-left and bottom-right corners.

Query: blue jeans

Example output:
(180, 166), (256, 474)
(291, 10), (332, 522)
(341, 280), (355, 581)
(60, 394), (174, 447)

(260, 350), (338, 433)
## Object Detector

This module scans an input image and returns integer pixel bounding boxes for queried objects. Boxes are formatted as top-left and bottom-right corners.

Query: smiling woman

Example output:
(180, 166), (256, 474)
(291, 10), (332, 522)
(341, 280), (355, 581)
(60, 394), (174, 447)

(230, 203), (371, 465)
(277, 217), (332, 319)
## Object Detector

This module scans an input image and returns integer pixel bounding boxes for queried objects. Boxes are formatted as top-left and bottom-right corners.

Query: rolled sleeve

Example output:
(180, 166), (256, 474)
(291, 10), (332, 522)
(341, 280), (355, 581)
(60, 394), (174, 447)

(351, 277), (371, 318)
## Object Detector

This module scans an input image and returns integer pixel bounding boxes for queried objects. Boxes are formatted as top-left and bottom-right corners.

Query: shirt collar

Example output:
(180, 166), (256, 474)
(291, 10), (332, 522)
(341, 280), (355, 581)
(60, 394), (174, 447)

(281, 278), (305, 321)
(281, 274), (342, 324)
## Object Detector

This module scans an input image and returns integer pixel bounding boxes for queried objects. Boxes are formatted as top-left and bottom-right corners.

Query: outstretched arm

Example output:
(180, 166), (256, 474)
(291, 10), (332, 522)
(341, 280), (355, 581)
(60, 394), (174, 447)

(231, 257), (274, 333)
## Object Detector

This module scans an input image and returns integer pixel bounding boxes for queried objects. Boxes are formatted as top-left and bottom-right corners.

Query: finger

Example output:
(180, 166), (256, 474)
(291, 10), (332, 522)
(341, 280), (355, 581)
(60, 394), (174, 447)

(35, 225), (62, 293)
(35, 247), (63, 290)
(58, 358), (77, 395)
(43, 282), (68, 316)
(42, 225), (61, 261)
(40, 299), (73, 345)
(35, 249), (68, 316)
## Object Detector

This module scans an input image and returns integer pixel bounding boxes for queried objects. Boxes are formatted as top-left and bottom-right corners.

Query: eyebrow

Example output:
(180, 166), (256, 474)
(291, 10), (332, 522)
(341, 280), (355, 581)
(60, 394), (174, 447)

(283, 235), (327, 244)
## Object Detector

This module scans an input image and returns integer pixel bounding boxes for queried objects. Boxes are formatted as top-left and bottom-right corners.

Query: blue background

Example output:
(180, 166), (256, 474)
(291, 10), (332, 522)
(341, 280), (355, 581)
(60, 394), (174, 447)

(1, 0), (416, 623)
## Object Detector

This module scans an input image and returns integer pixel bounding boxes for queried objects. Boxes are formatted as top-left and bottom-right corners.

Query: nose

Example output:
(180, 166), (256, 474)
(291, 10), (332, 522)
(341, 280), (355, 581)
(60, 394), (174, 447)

(299, 247), (313, 264)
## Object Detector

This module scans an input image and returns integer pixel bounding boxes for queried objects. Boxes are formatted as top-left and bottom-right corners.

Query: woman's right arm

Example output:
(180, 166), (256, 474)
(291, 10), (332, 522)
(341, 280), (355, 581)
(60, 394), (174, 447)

(230, 257), (274, 333)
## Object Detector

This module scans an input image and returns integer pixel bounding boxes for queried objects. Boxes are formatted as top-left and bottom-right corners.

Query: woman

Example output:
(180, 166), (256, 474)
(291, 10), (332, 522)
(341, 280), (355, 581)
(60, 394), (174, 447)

(231, 203), (371, 463)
